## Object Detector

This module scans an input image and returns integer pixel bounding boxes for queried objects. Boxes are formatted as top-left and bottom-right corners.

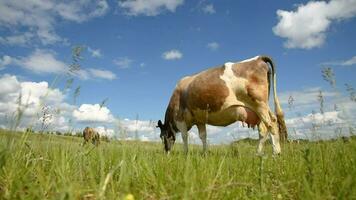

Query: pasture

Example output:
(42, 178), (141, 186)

(0, 130), (355, 199)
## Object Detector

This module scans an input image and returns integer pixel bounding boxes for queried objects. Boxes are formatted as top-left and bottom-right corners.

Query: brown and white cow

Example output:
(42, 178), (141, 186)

(83, 127), (100, 146)
(157, 55), (287, 155)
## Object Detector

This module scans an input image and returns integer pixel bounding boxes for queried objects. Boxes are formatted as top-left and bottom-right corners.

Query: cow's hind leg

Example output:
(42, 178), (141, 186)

(257, 122), (268, 155)
(197, 124), (207, 154)
(254, 102), (281, 155)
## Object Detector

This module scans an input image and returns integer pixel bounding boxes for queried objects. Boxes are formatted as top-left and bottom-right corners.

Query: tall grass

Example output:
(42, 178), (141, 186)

(1, 130), (355, 199)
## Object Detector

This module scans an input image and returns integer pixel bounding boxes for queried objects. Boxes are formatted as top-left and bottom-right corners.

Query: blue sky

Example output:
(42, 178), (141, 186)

(1, 0), (356, 143)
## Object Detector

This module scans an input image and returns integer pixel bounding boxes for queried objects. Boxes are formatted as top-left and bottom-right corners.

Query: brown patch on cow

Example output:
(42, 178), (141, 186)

(185, 66), (229, 112)
(164, 87), (181, 131)
(83, 127), (100, 146)
(232, 58), (269, 102)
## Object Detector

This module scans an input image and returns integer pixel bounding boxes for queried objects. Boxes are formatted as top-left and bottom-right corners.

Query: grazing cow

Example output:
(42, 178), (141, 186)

(157, 55), (287, 155)
(83, 127), (100, 146)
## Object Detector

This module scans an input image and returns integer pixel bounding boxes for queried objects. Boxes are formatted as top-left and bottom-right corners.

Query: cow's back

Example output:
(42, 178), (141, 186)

(183, 66), (229, 113)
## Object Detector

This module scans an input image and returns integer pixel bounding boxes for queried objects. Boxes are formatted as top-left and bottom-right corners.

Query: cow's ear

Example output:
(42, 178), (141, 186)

(157, 120), (163, 128)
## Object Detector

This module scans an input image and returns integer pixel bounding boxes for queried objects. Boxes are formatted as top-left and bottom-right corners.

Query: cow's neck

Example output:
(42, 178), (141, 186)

(164, 106), (178, 133)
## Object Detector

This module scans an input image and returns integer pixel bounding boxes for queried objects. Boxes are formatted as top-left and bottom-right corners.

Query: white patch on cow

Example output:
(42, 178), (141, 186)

(175, 120), (187, 133)
(176, 120), (189, 153)
(239, 56), (259, 63)
(220, 62), (247, 109)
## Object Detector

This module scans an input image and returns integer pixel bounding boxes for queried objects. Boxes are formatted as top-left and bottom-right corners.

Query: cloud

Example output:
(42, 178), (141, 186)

(121, 118), (155, 132)
(18, 49), (68, 74)
(87, 47), (102, 58)
(3, 49), (115, 81)
(322, 55), (356, 66)
(0, 0), (109, 45)
(279, 86), (356, 139)
(95, 126), (115, 138)
(162, 49), (183, 60)
(56, 0), (109, 23)
(0, 74), (118, 133)
(73, 104), (115, 123)
(116, 118), (159, 141)
(207, 42), (219, 51)
(0, 74), (74, 132)
(88, 68), (117, 80)
(273, 0), (356, 49)
(202, 4), (215, 14)
(114, 57), (133, 69)
(286, 111), (344, 128)
(0, 55), (12, 69)
(285, 110), (354, 140)
(342, 56), (356, 66)
(118, 0), (184, 16)
(279, 87), (337, 107)
(0, 32), (34, 46)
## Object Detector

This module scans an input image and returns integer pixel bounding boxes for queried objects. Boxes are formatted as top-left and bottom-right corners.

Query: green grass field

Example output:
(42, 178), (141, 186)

(0, 130), (356, 200)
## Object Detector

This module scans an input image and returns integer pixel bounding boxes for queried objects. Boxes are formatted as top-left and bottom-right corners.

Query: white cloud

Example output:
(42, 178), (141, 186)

(279, 87), (337, 107)
(273, 0), (356, 49)
(73, 104), (115, 123)
(114, 57), (133, 69)
(162, 49), (183, 60)
(87, 47), (102, 58)
(95, 126), (115, 138)
(207, 42), (219, 51)
(202, 4), (215, 14)
(0, 0), (109, 45)
(18, 49), (68, 74)
(0, 55), (12, 69)
(342, 56), (356, 66)
(286, 111), (344, 128)
(121, 118), (155, 132)
(118, 0), (184, 16)
(56, 0), (109, 23)
(116, 118), (159, 141)
(0, 74), (74, 132)
(322, 55), (356, 66)
(3, 49), (115, 81)
(88, 68), (117, 80)
(0, 74), (119, 133)
(0, 32), (34, 46)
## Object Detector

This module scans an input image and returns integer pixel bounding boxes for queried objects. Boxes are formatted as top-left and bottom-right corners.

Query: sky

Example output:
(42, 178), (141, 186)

(1, 0), (356, 144)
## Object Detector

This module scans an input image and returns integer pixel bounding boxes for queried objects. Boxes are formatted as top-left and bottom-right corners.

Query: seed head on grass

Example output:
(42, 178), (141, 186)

(322, 67), (336, 88)
(317, 90), (325, 114)
(39, 106), (52, 133)
(345, 84), (356, 102)
(99, 98), (109, 110)
(73, 86), (80, 105)
(288, 95), (294, 111)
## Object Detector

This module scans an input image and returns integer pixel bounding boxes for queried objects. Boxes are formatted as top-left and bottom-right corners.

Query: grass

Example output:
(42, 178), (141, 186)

(0, 130), (356, 199)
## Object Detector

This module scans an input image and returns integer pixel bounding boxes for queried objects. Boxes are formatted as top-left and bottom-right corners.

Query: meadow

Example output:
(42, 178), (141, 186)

(0, 129), (355, 200)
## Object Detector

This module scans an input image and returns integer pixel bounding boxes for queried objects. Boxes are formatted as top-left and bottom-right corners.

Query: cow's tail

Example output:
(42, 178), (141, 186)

(261, 56), (288, 141)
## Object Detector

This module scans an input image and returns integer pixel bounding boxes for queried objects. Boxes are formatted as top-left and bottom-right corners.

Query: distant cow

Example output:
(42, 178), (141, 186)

(157, 55), (287, 155)
(83, 127), (100, 146)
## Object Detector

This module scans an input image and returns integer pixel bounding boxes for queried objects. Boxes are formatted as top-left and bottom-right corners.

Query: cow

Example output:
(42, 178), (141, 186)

(83, 127), (100, 146)
(157, 55), (287, 155)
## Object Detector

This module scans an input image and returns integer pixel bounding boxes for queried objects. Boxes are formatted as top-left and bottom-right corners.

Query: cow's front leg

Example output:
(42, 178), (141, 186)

(177, 121), (189, 154)
(181, 131), (188, 154)
(197, 124), (207, 154)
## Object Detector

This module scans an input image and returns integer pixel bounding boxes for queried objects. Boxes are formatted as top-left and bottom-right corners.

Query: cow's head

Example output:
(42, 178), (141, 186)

(157, 120), (175, 152)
